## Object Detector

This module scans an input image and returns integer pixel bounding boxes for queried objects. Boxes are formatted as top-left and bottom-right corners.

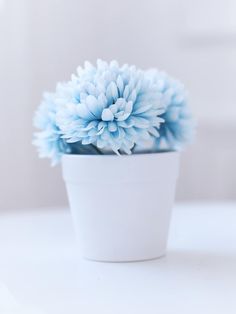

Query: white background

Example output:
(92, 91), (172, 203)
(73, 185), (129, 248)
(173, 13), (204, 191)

(0, 0), (236, 210)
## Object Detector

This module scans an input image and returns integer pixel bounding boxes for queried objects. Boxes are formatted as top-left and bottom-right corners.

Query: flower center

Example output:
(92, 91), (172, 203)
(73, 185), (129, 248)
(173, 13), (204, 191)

(101, 98), (133, 122)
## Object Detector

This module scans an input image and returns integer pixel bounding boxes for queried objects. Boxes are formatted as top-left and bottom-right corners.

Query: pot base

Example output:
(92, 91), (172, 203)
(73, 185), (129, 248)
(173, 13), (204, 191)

(83, 253), (166, 263)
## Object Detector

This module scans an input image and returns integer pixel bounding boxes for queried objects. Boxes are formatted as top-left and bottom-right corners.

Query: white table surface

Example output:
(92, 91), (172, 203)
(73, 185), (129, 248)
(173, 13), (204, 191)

(0, 202), (236, 314)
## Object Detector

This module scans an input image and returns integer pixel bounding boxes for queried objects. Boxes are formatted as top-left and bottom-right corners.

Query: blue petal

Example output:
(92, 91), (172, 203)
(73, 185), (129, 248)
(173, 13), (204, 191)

(76, 102), (95, 120)
(117, 75), (124, 95)
(86, 95), (101, 118)
(106, 81), (118, 103)
(101, 108), (114, 121)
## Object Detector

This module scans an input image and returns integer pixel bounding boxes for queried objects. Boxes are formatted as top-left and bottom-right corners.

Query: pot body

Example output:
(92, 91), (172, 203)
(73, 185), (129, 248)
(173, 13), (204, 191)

(62, 152), (179, 262)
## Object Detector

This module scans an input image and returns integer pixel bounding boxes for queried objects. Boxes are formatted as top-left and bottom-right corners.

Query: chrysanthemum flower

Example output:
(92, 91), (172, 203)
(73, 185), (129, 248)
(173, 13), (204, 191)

(33, 60), (194, 164)
(145, 69), (194, 150)
(56, 60), (165, 155)
(33, 92), (70, 165)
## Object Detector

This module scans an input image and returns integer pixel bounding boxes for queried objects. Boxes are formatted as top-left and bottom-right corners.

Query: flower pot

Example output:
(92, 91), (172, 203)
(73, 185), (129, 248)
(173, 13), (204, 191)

(62, 152), (179, 262)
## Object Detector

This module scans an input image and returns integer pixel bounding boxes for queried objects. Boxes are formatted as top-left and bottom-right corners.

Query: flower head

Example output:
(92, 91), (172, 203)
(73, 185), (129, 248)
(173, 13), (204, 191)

(145, 70), (194, 150)
(56, 60), (164, 154)
(33, 60), (194, 164)
(33, 92), (70, 165)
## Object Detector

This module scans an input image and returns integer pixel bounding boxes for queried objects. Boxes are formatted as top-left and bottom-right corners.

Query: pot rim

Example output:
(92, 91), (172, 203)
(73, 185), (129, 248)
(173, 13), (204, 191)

(62, 150), (180, 183)
(62, 150), (179, 160)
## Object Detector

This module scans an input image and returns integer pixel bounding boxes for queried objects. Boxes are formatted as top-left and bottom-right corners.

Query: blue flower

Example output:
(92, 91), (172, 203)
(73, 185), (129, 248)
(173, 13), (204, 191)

(56, 60), (165, 155)
(145, 70), (194, 151)
(33, 92), (71, 165)
(33, 60), (194, 164)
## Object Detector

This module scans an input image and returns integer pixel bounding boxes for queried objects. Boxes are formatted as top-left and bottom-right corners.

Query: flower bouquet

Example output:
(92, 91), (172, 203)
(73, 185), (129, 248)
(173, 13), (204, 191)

(34, 60), (193, 262)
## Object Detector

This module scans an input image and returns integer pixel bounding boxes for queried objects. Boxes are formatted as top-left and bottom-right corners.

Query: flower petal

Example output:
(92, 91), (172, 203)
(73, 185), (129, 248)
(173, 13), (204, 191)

(86, 95), (101, 118)
(117, 75), (124, 95)
(123, 85), (130, 100)
(101, 108), (114, 121)
(108, 121), (118, 132)
(106, 81), (118, 103)
(76, 103), (95, 120)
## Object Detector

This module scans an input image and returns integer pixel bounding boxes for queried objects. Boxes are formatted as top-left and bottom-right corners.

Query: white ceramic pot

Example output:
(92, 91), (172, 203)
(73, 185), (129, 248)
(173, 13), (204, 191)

(62, 152), (179, 262)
